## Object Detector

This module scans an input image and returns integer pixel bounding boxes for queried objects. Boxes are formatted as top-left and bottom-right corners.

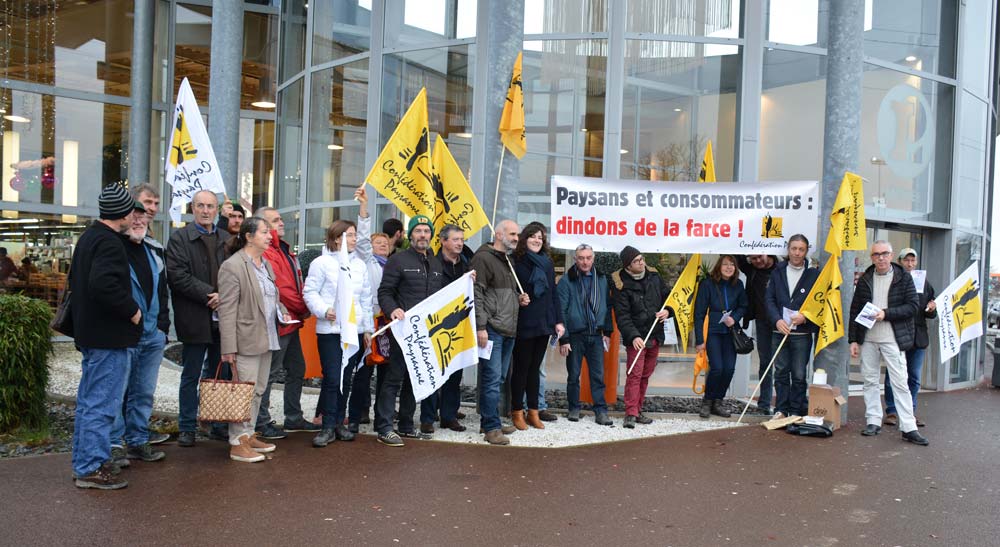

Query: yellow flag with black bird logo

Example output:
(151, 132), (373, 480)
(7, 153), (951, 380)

(799, 255), (844, 355)
(430, 137), (490, 250)
(365, 88), (435, 219)
(697, 140), (716, 183)
(499, 52), (527, 159)
(824, 172), (867, 255)
(664, 254), (702, 353)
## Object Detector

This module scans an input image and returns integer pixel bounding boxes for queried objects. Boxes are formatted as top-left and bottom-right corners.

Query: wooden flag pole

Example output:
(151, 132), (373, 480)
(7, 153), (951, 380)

(626, 303), (669, 376)
(491, 147), (506, 228)
(736, 332), (789, 424)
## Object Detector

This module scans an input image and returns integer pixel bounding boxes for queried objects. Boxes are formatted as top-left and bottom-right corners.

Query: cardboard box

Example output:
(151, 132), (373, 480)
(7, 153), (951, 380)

(807, 384), (847, 430)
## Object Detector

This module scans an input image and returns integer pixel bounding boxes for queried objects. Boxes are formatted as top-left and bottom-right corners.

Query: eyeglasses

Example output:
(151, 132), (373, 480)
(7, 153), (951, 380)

(871, 251), (892, 259)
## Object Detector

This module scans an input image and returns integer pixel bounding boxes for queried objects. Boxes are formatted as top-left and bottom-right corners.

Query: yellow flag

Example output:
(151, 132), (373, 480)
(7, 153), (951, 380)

(499, 52), (526, 159)
(430, 137), (490, 250)
(697, 140), (716, 183)
(824, 172), (867, 255)
(364, 88), (435, 219)
(799, 255), (844, 355)
(664, 254), (702, 353)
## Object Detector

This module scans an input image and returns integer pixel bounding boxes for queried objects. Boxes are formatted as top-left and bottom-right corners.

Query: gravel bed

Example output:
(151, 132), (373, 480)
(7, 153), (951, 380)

(16, 342), (752, 458)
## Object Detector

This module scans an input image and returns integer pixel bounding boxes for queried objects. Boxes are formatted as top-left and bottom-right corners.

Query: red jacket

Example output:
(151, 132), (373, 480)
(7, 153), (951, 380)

(264, 236), (308, 336)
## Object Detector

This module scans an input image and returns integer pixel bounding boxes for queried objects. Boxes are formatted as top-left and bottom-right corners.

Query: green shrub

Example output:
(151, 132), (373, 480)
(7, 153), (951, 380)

(0, 295), (53, 433)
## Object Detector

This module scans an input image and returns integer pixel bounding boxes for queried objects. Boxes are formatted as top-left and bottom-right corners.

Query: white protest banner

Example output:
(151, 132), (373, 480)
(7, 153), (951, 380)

(935, 262), (984, 362)
(165, 78), (226, 222)
(550, 176), (819, 254)
(390, 272), (478, 401)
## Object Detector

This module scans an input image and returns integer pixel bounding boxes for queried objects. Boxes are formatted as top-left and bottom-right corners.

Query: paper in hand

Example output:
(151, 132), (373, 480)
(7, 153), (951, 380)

(478, 340), (494, 360)
(910, 270), (926, 293)
(854, 302), (880, 329)
(782, 307), (798, 331)
(278, 309), (301, 324)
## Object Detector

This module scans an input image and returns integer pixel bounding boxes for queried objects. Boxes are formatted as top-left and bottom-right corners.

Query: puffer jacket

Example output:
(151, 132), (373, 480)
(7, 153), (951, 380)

(470, 244), (520, 337)
(610, 267), (672, 346)
(849, 262), (918, 351)
(557, 265), (613, 343)
(303, 246), (374, 334)
(693, 277), (748, 346)
(378, 247), (444, 313)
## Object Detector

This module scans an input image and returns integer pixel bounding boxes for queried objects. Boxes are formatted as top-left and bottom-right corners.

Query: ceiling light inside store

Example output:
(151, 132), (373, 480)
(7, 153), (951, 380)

(581, 128), (588, 132)
(327, 144), (344, 150)
(673, 108), (682, 112)
(620, 149), (629, 154)
(4, 114), (30, 123)
(905, 55), (917, 62)
(454, 132), (472, 138)
(251, 99), (276, 109)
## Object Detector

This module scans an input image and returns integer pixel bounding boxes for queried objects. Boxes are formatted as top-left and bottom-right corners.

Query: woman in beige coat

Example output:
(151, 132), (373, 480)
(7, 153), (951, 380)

(218, 217), (291, 463)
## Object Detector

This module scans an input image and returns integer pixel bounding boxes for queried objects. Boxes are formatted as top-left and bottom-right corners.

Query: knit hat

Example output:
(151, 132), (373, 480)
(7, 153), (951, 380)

(99, 183), (145, 220)
(407, 214), (434, 239)
(619, 245), (641, 268)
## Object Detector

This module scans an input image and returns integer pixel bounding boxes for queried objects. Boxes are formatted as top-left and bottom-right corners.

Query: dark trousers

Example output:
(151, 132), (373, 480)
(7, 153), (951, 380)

(771, 332), (813, 416)
(420, 369), (463, 424)
(178, 331), (222, 433)
(348, 362), (381, 424)
(257, 331), (306, 427)
(375, 337), (416, 435)
(754, 319), (774, 409)
(511, 335), (549, 411)
(565, 333), (607, 412)
(704, 331), (736, 400)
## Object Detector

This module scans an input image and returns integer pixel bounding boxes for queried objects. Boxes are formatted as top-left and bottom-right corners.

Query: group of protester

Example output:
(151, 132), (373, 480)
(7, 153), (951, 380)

(67, 184), (931, 490)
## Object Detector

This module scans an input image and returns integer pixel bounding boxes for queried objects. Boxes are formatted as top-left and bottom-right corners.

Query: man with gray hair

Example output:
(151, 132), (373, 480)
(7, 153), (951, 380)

(849, 240), (929, 446)
(166, 189), (231, 447)
(471, 220), (530, 445)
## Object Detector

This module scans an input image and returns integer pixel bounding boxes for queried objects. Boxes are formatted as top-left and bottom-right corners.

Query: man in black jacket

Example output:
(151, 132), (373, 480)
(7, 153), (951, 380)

(165, 189), (231, 447)
(69, 183), (146, 490)
(737, 254), (779, 413)
(611, 246), (671, 429)
(849, 240), (929, 446)
(883, 248), (937, 427)
(375, 215), (444, 447)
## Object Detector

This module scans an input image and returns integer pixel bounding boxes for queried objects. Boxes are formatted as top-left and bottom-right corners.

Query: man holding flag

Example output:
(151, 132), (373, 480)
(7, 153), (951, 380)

(849, 241), (928, 446)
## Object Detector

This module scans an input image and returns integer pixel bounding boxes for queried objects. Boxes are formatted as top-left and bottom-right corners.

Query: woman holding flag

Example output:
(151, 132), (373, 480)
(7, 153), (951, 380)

(694, 255), (748, 419)
(303, 219), (374, 448)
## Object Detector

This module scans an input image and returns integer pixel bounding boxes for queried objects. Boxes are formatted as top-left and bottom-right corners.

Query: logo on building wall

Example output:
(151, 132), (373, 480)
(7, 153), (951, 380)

(877, 84), (935, 179)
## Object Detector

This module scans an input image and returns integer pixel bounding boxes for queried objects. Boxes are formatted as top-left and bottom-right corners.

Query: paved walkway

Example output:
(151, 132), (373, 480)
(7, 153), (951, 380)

(1, 387), (998, 546)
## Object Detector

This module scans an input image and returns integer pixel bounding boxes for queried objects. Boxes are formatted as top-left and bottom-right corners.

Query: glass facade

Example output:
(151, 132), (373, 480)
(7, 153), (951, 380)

(1, 0), (996, 393)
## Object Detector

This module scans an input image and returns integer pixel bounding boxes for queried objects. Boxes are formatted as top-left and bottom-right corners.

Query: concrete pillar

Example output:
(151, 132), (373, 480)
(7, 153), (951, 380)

(474, 0), (524, 229)
(127, 0), (155, 186)
(208, 0), (244, 199)
(818, 0), (865, 424)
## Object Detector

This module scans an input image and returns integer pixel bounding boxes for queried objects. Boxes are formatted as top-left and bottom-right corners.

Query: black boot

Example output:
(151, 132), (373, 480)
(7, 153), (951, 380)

(711, 399), (731, 418)
(312, 429), (336, 448)
(699, 400), (711, 418)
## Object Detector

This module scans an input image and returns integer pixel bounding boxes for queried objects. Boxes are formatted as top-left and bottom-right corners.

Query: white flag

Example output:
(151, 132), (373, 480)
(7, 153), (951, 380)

(389, 272), (478, 402)
(935, 262), (984, 362)
(165, 78), (226, 222)
(337, 236), (360, 392)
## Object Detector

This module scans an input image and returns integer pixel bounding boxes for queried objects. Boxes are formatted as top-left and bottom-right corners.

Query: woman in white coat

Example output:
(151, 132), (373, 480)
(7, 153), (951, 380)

(303, 219), (373, 447)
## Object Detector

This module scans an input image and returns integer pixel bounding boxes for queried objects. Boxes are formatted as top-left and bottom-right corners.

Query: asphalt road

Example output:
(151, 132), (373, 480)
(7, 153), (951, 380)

(2, 387), (998, 546)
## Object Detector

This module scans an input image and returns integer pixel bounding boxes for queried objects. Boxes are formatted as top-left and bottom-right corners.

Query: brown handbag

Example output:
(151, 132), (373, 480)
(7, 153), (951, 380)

(198, 360), (255, 423)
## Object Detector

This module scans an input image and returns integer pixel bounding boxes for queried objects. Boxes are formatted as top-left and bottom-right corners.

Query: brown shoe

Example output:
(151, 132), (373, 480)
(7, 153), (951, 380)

(537, 409), (558, 422)
(511, 410), (529, 430)
(248, 432), (276, 453)
(230, 435), (265, 462)
(883, 413), (898, 426)
(420, 423), (435, 434)
(915, 416), (925, 427)
(500, 424), (517, 435)
(526, 409), (545, 429)
(441, 419), (467, 432)
(483, 429), (510, 445)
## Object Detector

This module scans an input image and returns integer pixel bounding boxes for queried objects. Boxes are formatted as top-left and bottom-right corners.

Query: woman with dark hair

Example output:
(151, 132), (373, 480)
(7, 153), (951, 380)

(694, 254), (748, 419)
(218, 217), (291, 462)
(303, 218), (373, 447)
(510, 223), (565, 430)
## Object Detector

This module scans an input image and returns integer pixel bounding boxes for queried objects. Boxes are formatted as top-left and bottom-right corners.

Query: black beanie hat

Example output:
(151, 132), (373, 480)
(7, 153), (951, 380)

(99, 183), (145, 220)
(619, 245), (641, 268)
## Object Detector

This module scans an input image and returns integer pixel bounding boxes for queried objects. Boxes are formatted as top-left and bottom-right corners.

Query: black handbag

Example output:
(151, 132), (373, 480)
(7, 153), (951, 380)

(50, 266), (73, 336)
(730, 325), (755, 354)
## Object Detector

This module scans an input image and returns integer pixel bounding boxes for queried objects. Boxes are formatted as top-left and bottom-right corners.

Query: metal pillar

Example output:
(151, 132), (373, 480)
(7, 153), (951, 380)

(818, 0), (865, 424)
(127, 0), (155, 186)
(208, 0), (244, 199)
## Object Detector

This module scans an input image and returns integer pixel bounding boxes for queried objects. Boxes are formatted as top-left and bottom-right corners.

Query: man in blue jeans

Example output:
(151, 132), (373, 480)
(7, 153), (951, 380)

(884, 248), (936, 427)
(109, 184), (171, 467)
(165, 190), (231, 447)
(472, 220), (529, 445)
(557, 244), (614, 425)
(69, 183), (147, 489)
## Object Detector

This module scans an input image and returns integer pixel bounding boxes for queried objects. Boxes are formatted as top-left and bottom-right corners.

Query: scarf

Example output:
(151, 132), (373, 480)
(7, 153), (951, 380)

(524, 251), (552, 299)
(577, 268), (600, 332)
(374, 254), (388, 267)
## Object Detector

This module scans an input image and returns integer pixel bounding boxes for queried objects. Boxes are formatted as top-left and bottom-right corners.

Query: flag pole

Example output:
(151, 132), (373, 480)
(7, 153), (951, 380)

(372, 318), (400, 338)
(626, 302), (669, 376)
(491, 147), (506, 228)
(736, 332), (789, 424)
